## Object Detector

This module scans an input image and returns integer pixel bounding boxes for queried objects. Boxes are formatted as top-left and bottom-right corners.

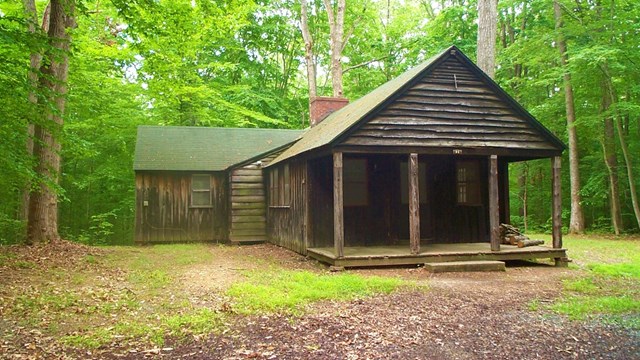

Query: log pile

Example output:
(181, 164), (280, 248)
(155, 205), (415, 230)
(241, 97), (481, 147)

(500, 224), (545, 248)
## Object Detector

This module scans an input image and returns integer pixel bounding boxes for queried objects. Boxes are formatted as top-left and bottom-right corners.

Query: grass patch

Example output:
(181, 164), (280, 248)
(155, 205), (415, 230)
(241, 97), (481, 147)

(227, 269), (408, 314)
(533, 234), (640, 328)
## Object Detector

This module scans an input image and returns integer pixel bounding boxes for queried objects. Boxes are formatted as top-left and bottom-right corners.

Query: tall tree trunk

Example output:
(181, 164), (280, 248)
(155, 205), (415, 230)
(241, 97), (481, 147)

(601, 78), (623, 234)
(477, 0), (497, 78)
(518, 163), (529, 232)
(323, 0), (345, 97)
(21, 1), (50, 223)
(27, 0), (75, 244)
(554, 0), (585, 234)
(299, 0), (317, 112)
(601, 67), (640, 230)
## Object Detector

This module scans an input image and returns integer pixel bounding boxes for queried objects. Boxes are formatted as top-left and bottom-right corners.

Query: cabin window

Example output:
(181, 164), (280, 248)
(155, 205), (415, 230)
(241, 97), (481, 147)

(344, 158), (368, 206)
(191, 174), (212, 207)
(400, 161), (427, 204)
(456, 160), (481, 206)
(269, 164), (290, 207)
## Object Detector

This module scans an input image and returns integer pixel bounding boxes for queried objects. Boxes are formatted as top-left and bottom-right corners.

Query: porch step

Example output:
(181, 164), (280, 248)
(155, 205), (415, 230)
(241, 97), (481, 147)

(424, 260), (505, 273)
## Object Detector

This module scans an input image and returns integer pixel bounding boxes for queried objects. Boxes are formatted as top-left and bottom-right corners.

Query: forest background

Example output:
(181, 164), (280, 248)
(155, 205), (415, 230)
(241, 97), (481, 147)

(1, 0), (639, 245)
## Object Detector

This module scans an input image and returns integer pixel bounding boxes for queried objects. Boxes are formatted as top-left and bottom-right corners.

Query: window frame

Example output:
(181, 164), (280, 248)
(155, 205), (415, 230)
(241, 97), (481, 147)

(269, 164), (290, 208)
(191, 174), (212, 208)
(343, 158), (369, 207)
(456, 160), (482, 206)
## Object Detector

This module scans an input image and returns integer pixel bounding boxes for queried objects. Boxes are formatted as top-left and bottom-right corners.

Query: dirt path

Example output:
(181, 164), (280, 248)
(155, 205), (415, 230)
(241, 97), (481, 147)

(118, 259), (638, 360)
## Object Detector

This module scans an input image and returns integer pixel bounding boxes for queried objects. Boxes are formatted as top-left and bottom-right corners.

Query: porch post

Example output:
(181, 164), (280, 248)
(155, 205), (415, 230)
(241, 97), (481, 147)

(408, 153), (420, 254)
(552, 156), (562, 249)
(333, 152), (344, 258)
(489, 155), (500, 251)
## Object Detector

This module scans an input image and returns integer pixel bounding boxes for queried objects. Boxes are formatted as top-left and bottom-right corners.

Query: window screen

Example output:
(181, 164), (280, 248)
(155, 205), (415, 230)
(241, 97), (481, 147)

(191, 174), (212, 207)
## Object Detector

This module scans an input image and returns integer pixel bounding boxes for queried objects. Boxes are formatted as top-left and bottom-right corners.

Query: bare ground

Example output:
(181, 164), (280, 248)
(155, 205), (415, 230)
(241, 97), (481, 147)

(1, 242), (639, 359)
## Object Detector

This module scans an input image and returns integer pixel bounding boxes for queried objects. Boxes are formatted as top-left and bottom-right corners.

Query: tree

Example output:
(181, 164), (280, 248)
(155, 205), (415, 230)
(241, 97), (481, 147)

(477, 0), (497, 78)
(27, 0), (76, 244)
(300, 0), (318, 104)
(323, 0), (345, 96)
(553, 0), (585, 234)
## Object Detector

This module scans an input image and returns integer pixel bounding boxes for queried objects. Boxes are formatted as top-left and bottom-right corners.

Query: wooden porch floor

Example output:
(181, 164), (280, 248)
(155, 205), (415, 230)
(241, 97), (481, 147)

(306, 243), (567, 268)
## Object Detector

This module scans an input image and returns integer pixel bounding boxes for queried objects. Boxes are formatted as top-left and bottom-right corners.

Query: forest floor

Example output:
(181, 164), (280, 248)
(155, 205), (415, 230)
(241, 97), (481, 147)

(0, 235), (639, 359)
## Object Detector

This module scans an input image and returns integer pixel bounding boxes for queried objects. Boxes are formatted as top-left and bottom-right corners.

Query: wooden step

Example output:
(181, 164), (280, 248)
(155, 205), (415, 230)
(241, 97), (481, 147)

(424, 260), (505, 273)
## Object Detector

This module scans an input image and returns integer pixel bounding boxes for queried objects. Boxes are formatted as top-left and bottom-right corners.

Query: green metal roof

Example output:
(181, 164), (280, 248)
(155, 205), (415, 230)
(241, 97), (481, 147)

(268, 45), (565, 166)
(134, 126), (305, 171)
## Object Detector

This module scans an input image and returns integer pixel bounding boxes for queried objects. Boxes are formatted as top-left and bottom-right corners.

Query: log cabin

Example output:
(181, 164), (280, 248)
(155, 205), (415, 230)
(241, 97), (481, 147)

(134, 46), (568, 267)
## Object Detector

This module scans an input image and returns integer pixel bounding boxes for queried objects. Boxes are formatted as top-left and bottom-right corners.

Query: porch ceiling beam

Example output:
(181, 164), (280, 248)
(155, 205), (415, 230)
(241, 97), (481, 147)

(489, 155), (500, 251)
(409, 153), (420, 254)
(334, 152), (344, 258)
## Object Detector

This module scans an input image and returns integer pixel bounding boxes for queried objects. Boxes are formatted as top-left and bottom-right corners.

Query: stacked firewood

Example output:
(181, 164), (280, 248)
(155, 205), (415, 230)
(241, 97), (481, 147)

(500, 224), (545, 248)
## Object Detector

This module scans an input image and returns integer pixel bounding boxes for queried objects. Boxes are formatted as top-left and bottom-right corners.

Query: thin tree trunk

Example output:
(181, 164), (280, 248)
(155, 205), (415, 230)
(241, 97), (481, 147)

(601, 77), (623, 234)
(322, 0), (345, 97)
(477, 0), (497, 78)
(27, 0), (75, 244)
(299, 0), (317, 113)
(554, 0), (585, 234)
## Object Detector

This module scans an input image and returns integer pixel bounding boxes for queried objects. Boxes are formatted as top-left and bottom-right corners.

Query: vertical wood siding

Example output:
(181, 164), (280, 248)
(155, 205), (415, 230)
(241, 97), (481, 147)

(135, 172), (228, 243)
(267, 160), (307, 254)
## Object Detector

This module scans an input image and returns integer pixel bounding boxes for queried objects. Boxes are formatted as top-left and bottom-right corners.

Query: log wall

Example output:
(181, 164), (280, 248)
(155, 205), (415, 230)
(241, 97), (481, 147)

(135, 172), (228, 243)
(229, 161), (267, 243)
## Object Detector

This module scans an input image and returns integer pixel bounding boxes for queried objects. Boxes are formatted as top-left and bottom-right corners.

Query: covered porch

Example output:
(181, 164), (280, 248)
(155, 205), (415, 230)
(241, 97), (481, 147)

(306, 150), (564, 268)
(307, 242), (567, 268)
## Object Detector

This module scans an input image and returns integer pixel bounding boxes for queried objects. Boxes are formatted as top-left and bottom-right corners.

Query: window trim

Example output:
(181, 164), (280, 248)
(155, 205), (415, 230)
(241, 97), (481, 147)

(344, 158), (369, 207)
(269, 164), (290, 208)
(191, 174), (212, 208)
(456, 160), (482, 206)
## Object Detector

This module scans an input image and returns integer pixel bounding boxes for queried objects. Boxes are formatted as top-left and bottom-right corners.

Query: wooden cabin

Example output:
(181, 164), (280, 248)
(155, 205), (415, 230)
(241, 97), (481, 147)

(133, 126), (304, 243)
(265, 46), (567, 267)
(133, 46), (568, 267)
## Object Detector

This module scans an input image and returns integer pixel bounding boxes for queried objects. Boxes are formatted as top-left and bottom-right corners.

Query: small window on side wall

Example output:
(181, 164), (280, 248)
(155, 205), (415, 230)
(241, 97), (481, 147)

(456, 161), (481, 206)
(191, 174), (212, 207)
(269, 164), (290, 207)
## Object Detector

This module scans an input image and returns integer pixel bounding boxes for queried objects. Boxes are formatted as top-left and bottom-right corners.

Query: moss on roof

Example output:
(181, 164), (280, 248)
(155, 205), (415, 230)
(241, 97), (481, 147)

(134, 126), (305, 171)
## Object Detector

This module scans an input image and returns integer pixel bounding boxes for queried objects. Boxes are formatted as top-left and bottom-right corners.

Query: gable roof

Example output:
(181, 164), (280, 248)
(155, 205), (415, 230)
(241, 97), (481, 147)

(134, 126), (305, 171)
(269, 45), (565, 167)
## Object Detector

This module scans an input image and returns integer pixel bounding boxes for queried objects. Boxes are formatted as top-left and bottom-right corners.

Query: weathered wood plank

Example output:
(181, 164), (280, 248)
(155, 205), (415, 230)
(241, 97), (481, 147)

(393, 101), (515, 116)
(231, 175), (263, 183)
(412, 82), (493, 94)
(232, 168), (262, 176)
(409, 153), (420, 255)
(231, 182), (263, 189)
(230, 195), (265, 203)
(341, 136), (556, 150)
(379, 109), (528, 123)
(370, 118), (530, 130)
(405, 88), (502, 101)
(230, 228), (267, 236)
(232, 188), (265, 196)
(334, 152), (344, 258)
(489, 155), (500, 252)
(552, 156), (562, 249)
(350, 130), (546, 143)
(232, 215), (266, 223)
(360, 124), (537, 136)
(231, 222), (266, 230)
(397, 95), (510, 109)
(231, 208), (265, 216)
(231, 202), (265, 209)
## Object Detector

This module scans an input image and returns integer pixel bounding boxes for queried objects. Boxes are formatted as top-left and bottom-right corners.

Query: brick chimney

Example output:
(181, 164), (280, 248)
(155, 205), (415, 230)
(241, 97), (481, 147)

(310, 96), (349, 127)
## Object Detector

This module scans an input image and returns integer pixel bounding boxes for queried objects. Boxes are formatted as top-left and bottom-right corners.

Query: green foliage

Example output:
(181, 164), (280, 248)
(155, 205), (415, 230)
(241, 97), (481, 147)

(227, 269), (408, 314)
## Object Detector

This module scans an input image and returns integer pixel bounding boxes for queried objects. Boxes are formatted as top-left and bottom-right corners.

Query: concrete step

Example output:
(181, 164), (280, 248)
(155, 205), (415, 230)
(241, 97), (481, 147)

(424, 260), (506, 273)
